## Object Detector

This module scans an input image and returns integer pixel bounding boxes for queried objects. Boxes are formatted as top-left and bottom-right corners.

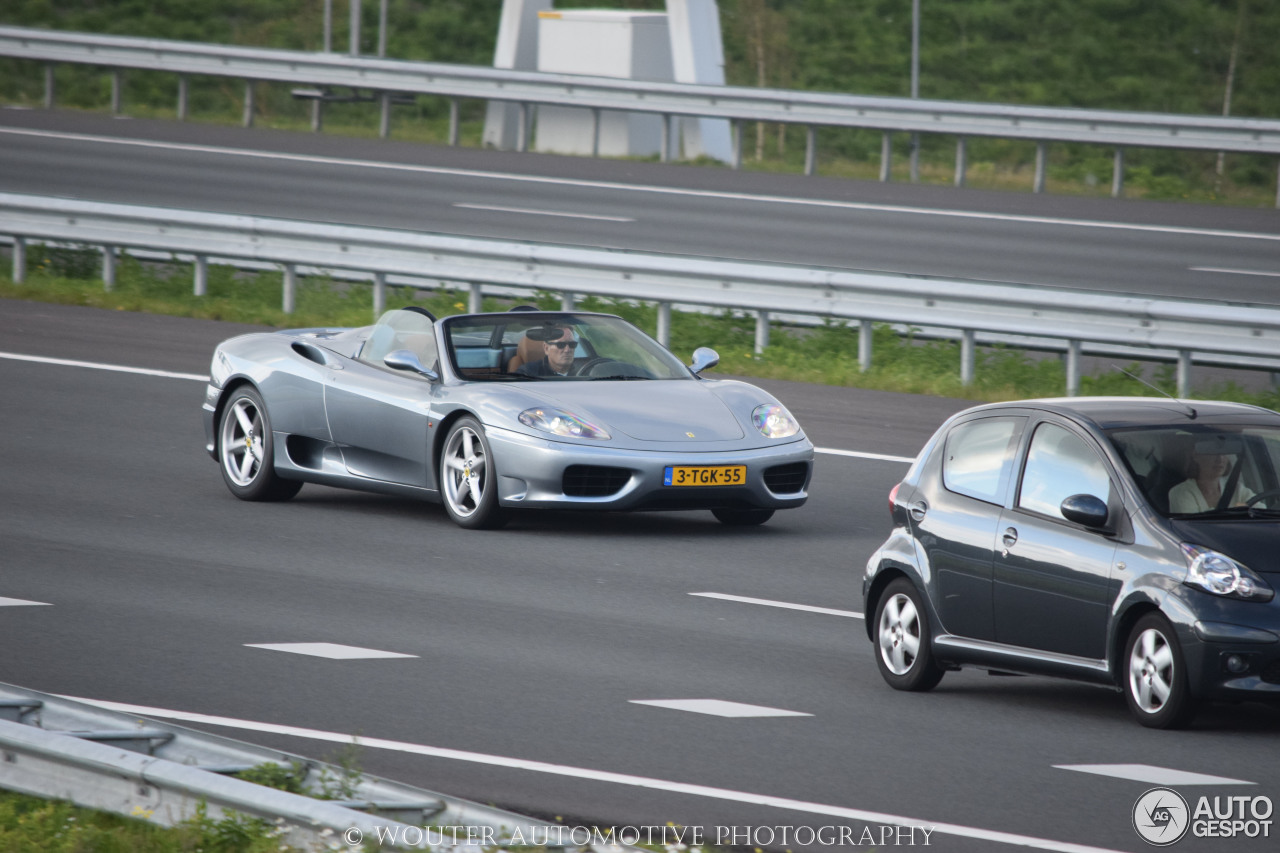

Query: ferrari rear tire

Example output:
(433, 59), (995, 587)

(711, 507), (774, 526)
(440, 417), (509, 530)
(218, 387), (302, 502)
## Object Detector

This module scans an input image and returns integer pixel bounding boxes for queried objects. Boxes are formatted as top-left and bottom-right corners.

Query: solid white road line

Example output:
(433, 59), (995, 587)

(1055, 764), (1255, 786)
(815, 446), (914, 463)
(245, 642), (417, 660)
(629, 699), (812, 718)
(0, 351), (208, 381)
(4, 126), (1278, 244)
(1190, 266), (1280, 278)
(690, 592), (864, 619)
(0, 597), (52, 607)
(61, 696), (1131, 853)
(453, 203), (634, 222)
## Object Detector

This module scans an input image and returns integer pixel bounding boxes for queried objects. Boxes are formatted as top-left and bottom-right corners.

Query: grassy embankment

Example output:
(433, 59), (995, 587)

(4, 245), (1277, 409)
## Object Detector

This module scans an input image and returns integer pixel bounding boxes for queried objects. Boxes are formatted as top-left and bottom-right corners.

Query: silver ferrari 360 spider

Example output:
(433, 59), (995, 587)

(202, 307), (813, 529)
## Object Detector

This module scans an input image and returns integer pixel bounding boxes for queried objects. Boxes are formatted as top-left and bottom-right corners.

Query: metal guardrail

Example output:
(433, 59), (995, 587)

(5, 190), (1280, 398)
(2, 25), (1279, 203)
(0, 682), (629, 851)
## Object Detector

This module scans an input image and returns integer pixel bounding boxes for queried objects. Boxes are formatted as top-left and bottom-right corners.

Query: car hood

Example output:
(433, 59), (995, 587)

(522, 380), (746, 442)
(1169, 519), (1280, 577)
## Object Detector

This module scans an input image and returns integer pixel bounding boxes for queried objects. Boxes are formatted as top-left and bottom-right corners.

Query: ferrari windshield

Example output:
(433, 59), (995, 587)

(442, 312), (692, 381)
(1106, 423), (1280, 517)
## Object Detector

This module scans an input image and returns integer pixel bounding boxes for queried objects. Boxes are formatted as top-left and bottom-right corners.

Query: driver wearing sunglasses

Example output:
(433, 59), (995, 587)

(515, 325), (579, 377)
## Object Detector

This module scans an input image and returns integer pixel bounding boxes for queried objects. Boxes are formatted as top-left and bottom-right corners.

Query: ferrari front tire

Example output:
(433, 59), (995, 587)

(217, 387), (302, 502)
(440, 417), (509, 530)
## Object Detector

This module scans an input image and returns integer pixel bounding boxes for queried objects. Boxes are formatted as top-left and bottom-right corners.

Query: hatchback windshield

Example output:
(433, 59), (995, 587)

(1106, 423), (1280, 517)
(442, 313), (691, 381)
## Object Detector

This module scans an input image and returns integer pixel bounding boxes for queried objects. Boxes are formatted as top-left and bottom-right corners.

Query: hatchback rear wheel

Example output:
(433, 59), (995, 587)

(874, 578), (945, 691)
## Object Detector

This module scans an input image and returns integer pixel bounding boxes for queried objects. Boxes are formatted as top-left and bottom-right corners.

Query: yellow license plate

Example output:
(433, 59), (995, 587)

(663, 465), (746, 487)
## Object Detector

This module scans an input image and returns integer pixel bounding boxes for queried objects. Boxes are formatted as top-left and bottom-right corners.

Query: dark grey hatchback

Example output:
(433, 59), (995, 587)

(863, 397), (1280, 728)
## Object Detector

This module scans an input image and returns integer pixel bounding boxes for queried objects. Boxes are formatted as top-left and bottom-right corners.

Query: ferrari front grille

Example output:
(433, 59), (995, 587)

(563, 465), (630, 497)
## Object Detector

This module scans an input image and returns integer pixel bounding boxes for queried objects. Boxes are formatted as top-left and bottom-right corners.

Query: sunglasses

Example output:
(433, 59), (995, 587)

(547, 341), (577, 350)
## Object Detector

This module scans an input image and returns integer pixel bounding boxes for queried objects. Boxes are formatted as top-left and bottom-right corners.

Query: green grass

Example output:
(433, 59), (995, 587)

(5, 246), (1279, 411)
(0, 789), (300, 853)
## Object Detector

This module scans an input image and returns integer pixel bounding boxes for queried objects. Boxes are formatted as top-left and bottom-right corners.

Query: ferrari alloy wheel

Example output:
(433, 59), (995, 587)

(874, 578), (945, 691)
(218, 387), (302, 501)
(1124, 613), (1198, 729)
(440, 417), (508, 529)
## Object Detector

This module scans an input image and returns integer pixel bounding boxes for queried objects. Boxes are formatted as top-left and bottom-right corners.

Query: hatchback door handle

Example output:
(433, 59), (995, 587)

(1002, 527), (1018, 547)
(909, 500), (928, 521)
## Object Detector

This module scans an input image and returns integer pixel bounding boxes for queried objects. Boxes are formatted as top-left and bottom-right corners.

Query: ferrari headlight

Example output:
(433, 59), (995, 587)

(1182, 544), (1274, 602)
(752, 403), (800, 439)
(518, 407), (610, 440)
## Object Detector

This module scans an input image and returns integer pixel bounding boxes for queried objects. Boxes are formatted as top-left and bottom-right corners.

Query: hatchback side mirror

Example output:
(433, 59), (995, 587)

(1060, 493), (1109, 529)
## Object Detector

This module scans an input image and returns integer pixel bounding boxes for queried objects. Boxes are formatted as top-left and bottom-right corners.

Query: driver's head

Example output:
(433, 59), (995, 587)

(543, 325), (577, 373)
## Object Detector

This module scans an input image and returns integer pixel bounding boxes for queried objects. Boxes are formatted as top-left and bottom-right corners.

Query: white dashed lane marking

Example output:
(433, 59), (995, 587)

(690, 592), (864, 619)
(0, 597), (52, 607)
(245, 642), (418, 660)
(629, 699), (812, 718)
(1056, 764), (1255, 786)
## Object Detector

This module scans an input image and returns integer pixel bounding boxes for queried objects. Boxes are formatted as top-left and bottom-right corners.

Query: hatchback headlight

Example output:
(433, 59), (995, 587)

(752, 404), (799, 439)
(1181, 544), (1274, 602)
(518, 407), (610, 440)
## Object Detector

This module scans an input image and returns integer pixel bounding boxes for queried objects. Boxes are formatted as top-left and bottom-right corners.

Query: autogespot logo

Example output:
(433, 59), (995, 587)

(1134, 788), (1191, 846)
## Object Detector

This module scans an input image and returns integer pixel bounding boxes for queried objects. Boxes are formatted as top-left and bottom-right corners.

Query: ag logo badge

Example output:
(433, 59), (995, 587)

(1133, 787), (1190, 846)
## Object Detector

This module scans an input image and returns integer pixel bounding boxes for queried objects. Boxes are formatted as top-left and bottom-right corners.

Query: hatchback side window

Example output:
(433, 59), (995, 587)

(1018, 423), (1112, 520)
(942, 417), (1021, 504)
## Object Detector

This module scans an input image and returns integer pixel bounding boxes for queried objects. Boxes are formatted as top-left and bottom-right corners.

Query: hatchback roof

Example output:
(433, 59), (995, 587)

(967, 397), (1280, 430)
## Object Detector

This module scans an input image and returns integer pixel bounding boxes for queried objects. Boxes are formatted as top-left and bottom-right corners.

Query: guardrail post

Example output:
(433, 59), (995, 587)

(193, 254), (208, 296)
(516, 103), (528, 153)
(311, 99), (323, 132)
(43, 63), (55, 109)
(909, 133), (920, 183)
(1176, 350), (1192, 398)
(101, 245), (116, 292)
(12, 237), (26, 284)
(1065, 339), (1081, 396)
(880, 133), (892, 182)
(111, 71), (122, 115)
(561, 292), (575, 311)
(177, 76), (188, 121)
(1034, 142), (1047, 193)
(379, 93), (391, 138)
(243, 82), (255, 127)
(660, 114), (670, 163)
(373, 271), (386, 317)
(449, 99), (460, 146)
(468, 282), (482, 313)
(732, 121), (742, 170)
(955, 138), (968, 187)
(1275, 160), (1279, 209)
(755, 310), (770, 354)
(804, 127), (816, 176)
(282, 263), (297, 314)
(859, 319), (872, 372)
(1112, 148), (1125, 198)
(960, 329), (975, 386)
(656, 301), (671, 347)
(590, 108), (601, 157)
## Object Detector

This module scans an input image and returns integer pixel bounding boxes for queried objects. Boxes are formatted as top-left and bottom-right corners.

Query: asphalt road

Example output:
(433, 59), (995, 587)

(2, 107), (1279, 306)
(1, 299), (1277, 853)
